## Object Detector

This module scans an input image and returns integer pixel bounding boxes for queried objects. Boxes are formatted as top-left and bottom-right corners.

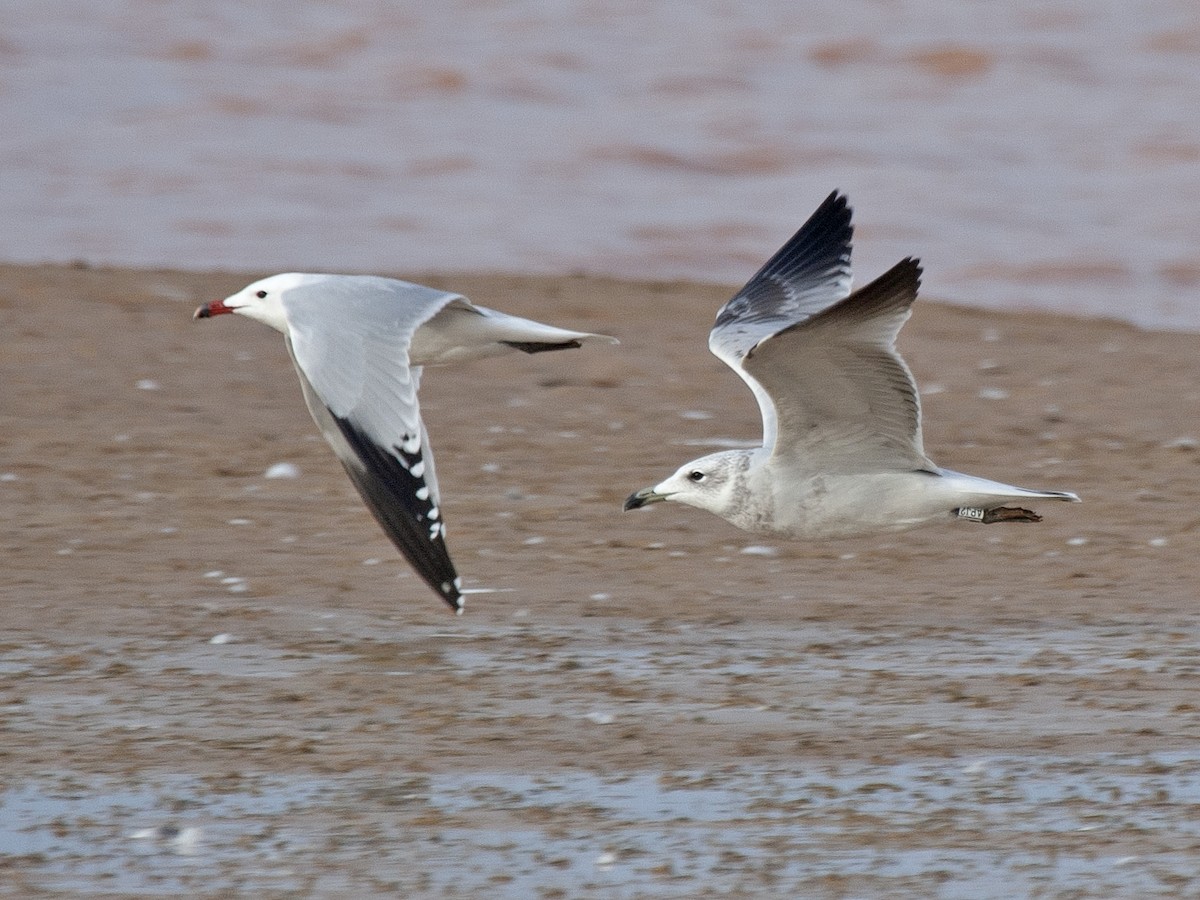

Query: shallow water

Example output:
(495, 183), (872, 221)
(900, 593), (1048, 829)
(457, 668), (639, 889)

(4, 615), (1200, 895)
(4, 1), (1200, 328)
(5, 753), (1199, 897)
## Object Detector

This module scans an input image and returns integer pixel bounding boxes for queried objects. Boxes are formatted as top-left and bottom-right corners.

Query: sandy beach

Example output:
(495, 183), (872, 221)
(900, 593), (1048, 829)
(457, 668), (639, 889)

(3, 263), (1199, 896)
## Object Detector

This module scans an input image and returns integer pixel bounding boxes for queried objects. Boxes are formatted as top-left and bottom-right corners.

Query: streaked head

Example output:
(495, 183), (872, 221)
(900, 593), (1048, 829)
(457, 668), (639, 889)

(624, 450), (751, 517)
(193, 273), (326, 333)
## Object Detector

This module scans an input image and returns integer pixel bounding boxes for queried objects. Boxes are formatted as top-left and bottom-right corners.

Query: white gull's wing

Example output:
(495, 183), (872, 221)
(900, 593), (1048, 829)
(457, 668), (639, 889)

(281, 277), (464, 611)
(740, 258), (932, 472)
(709, 191), (854, 448)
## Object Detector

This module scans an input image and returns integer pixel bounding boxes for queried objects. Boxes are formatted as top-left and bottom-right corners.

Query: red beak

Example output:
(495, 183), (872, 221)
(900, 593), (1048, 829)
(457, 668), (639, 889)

(193, 300), (234, 320)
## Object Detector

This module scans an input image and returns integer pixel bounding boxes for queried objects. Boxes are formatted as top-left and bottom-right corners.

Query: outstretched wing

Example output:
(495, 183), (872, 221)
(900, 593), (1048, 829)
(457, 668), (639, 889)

(740, 258), (930, 472)
(282, 280), (464, 612)
(711, 191), (854, 363)
(709, 191), (855, 447)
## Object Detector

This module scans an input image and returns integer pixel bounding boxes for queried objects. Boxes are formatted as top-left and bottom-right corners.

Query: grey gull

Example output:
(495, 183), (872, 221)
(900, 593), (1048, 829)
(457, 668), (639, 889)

(624, 192), (1079, 537)
(196, 273), (616, 613)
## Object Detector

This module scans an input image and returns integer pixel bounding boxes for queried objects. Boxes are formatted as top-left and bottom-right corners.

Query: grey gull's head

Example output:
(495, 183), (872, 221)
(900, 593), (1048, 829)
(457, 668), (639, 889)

(624, 450), (752, 517)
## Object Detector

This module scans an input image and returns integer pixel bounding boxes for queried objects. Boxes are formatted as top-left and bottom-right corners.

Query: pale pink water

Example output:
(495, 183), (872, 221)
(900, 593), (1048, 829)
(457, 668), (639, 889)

(4, 1), (1200, 328)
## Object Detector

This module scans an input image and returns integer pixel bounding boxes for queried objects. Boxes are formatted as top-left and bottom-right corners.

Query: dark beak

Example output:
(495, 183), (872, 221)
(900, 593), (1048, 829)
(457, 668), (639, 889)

(624, 487), (666, 511)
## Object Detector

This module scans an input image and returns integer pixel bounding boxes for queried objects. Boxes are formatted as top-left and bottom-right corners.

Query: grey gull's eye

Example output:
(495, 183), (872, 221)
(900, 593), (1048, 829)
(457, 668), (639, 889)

(255, 290), (268, 299)
(688, 470), (705, 482)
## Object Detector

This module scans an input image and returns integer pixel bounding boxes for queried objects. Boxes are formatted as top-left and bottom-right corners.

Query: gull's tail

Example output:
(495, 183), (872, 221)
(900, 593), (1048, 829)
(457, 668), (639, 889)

(937, 469), (1081, 508)
(479, 308), (618, 351)
(411, 302), (617, 365)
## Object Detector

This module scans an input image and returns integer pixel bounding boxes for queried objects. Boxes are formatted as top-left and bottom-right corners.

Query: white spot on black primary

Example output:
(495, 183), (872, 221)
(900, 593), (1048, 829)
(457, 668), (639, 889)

(328, 417), (462, 611)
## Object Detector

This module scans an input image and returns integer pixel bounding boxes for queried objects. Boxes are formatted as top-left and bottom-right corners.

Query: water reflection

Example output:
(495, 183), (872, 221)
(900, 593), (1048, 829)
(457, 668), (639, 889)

(4, 2), (1200, 327)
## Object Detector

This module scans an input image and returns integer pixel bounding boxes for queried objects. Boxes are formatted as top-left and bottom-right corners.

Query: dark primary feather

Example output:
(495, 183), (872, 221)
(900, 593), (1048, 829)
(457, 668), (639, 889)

(328, 416), (463, 612)
(500, 339), (583, 354)
(714, 190), (853, 333)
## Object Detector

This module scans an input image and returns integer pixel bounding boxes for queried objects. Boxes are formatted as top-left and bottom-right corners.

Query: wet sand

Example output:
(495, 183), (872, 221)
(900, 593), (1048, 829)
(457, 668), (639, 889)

(2, 264), (1199, 896)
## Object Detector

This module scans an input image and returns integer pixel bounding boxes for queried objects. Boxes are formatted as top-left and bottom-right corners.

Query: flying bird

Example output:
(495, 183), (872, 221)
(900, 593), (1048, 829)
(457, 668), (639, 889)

(624, 191), (1079, 538)
(196, 273), (616, 613)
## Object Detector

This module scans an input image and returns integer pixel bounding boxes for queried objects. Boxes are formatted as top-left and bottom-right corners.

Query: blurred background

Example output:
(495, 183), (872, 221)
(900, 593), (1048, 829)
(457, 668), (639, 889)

(3, 0), (1198, 327)
(6, 5), (1200, 895)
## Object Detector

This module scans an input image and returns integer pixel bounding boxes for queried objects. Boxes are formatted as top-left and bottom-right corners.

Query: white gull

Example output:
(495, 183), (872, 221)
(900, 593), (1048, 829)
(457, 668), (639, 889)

(624, 192), (1079, 535)
(196, 273), (616, 613)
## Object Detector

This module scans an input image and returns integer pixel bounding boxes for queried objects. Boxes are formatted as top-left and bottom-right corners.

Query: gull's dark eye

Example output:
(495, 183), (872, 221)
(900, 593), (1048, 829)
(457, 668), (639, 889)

(255, 290), (268, 299)
(688, 470), (706, 483)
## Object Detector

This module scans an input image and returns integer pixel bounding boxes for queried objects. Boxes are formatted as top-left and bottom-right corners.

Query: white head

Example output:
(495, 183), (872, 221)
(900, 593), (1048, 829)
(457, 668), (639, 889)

(193, 273), (327, 333)
(624, 450), (753, 520)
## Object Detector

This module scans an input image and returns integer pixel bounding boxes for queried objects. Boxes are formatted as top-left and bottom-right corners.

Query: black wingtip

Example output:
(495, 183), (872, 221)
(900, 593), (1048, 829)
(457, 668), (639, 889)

(820, 189), (850, 215)
(751, 189), (854, 286)
(892, 256), (923, 292)
(440, 575), (465, 614)
(329, 416), (465, 613)
(716, 189), (855, 329)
